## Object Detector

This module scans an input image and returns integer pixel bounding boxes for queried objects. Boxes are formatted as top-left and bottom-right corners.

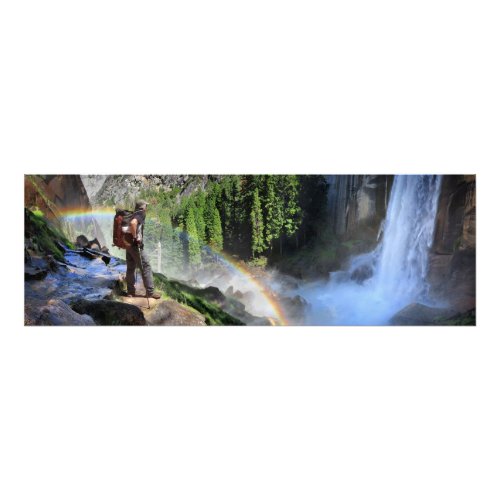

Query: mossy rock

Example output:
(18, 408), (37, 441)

(153, 273), (244, 326)
(25, 208), (73, 261)
(433, 308), (476, 326)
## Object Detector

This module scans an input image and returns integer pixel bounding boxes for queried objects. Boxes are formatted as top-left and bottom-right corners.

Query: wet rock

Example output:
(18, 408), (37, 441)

(428, 175), (476, 311)
(25, 266), (48, 280)
(281, 295), (308, 325)
(390, 303), (459, 326)
(225, 285), (245, 301)
(87, 238), (102, 250)
(76, 235), (89, 247)
(24, 254), (59, 280)
(25, 299), (96, 326)
(71, 299), (146, 326)
(350, 264), (373, 284)
(146, 299), (206, 326)
(427, 248), (475, 312)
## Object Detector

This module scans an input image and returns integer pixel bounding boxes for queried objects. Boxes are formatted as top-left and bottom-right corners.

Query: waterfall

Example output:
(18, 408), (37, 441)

(299, 175), (443, 325)
(372, 175), (442, 302)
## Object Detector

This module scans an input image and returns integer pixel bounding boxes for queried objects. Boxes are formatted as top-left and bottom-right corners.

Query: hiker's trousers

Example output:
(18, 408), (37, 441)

(126, 245), (154, 294)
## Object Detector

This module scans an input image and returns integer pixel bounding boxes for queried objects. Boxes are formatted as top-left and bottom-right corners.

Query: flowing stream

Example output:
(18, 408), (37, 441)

(297, 175), (443, 325)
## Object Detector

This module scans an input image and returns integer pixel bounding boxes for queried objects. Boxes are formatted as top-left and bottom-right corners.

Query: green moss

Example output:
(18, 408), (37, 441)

(434, 310), (476, 326)
(153, 272), (243, 325)
(25, 209), (73, 261)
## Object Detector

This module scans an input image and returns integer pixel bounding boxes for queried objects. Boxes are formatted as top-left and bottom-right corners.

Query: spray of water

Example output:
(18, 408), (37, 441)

(297, 175), (443, 325)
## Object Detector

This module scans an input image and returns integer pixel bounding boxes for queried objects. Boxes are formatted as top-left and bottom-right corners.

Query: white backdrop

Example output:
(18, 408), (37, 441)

(1, 1), (499, 499)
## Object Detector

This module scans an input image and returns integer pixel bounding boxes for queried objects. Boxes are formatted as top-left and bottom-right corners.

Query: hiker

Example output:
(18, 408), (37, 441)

(124, 200), (161, 299)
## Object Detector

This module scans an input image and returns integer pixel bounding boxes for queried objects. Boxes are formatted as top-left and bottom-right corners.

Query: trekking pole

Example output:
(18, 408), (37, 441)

(137, 244), (150, 309)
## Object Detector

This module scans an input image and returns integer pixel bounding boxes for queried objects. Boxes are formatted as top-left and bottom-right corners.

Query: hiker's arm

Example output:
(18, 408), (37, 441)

(129, 218), (139, 241)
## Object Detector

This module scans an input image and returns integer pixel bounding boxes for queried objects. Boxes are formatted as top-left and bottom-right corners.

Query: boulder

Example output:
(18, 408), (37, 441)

(25, 299), (96, 326)
(71, 299), (146, 326)
(390, 303), (459, 326)
(76, 235), (89, 247)
(350, 264), (373, 284)
(24, 266), (48, 280)
(87, 238), (102, 251)
(281, 295), (309, 325)
(145, 299), (206, 326)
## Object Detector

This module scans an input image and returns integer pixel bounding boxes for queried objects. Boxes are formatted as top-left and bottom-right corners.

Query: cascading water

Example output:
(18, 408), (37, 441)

(298, 175), (443, 325)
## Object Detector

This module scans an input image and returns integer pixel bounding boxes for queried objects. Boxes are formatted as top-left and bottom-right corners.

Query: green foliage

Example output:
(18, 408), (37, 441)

(153, 273), (244, 325)
(25, 209), (73, 261)
(218, 175), (243, 253)
(263, 176), (284, 252)
(282, 175), (302, 238)
(191, 191), (206, 246)
(250, 188), (265, 257)
(185, 206), (201, 267)
(248, 256), (268, 268)
(204, 192), (223, 251)
(129, 175), (328, 268)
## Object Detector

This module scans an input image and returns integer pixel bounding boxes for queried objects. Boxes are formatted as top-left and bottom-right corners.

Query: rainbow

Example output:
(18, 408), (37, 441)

(55, 207), (116, 219)
(202, 249), (289, 326)
(56, 207), (289, 326)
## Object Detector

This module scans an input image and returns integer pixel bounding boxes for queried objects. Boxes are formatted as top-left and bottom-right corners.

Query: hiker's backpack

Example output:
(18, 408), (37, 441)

(113, 209), (134, 249)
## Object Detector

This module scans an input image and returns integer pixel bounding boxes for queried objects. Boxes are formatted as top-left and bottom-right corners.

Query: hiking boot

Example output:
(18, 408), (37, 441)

(146, 291), (161, 299)
(125, 292), (136, 297)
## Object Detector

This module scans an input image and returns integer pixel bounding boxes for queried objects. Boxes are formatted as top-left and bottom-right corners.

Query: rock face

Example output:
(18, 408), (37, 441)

(327, 175), (394, 243)
(427, 175), (476, 311)
(80, 175), (107, 204)
(24, 175), (105, 243)
(92, 175), (219, 207)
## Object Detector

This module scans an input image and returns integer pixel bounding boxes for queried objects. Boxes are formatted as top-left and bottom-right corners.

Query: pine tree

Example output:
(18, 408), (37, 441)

(204, 193), (223, 252)
(170, 227), (185, 276)
(185, 206), (201, 267)
(263, 176), (284, 253)
(194, 191), (206, 246)
(282, 175), (302, 249)
(211, 207), (223, 252)
(218, 175), (242, 252)
(250, 188), (265, 257)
